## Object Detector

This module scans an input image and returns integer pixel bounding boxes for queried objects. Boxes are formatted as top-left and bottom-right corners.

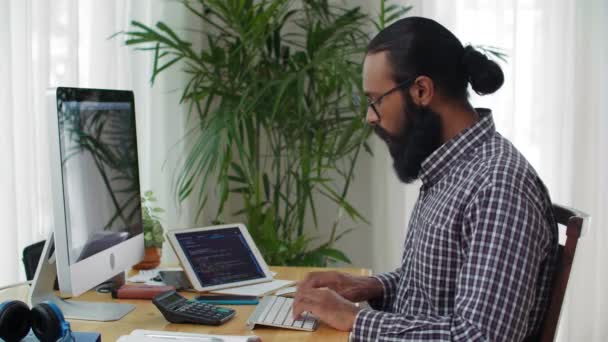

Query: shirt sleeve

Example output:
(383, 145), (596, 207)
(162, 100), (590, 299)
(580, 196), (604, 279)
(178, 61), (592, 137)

(351, 183), (551, 341)
(367, 270), (401, 311)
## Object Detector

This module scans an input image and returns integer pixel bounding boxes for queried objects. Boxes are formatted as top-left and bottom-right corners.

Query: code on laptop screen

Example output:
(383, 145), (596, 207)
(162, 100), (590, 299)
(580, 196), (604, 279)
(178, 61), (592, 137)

(175, 227), (265, 286)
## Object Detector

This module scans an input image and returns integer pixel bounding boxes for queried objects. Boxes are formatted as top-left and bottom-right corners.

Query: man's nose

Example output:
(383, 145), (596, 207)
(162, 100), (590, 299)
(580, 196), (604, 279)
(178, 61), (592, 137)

(366, 107), (379, 125)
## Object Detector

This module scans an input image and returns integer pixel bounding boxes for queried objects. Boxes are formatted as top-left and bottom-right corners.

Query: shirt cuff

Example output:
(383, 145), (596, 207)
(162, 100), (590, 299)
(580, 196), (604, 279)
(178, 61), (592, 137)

(367, 275), (393, 311)
(351, 308), (386, 342)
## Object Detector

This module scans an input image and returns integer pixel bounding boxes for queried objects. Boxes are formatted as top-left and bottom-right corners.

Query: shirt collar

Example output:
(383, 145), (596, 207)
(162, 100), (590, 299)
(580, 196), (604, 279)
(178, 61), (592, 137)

(419, 108), (495, 187)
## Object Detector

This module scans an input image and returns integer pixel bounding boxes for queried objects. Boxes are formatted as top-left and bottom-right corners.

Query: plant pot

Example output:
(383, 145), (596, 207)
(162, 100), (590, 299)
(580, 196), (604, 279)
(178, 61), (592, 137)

(133, 247), (162, 270)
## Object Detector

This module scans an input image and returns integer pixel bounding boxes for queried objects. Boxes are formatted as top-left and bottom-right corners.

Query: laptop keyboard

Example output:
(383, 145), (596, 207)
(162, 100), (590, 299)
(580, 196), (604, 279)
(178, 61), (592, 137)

(247, 296), (319, 331)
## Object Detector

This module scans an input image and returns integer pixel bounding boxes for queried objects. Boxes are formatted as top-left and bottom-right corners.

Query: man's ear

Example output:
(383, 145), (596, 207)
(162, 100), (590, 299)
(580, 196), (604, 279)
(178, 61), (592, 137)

(408, 76), (434, 107)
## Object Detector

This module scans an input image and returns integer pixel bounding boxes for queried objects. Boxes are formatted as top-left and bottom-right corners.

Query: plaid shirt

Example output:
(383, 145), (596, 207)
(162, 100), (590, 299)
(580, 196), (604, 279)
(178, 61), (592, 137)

(352, 109), (558, 341)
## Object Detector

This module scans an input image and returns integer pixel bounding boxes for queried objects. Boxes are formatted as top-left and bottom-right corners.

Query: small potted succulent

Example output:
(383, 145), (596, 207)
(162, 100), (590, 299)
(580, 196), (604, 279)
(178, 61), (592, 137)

(133, 191), (165, 270)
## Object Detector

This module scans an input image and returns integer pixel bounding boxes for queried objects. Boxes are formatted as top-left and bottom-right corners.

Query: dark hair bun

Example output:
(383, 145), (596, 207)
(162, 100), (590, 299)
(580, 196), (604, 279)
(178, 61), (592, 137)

(462, 45), (504, 95)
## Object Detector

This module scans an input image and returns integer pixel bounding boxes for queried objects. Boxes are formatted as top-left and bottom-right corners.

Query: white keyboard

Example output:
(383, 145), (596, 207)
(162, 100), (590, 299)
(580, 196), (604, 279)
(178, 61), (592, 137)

(247, 296), (319, 331)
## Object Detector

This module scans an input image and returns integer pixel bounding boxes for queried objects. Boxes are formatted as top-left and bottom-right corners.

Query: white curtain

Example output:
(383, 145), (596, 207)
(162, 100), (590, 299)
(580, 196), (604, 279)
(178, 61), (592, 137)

(357, 0), (608, 340)
(0, 0), (200, 285)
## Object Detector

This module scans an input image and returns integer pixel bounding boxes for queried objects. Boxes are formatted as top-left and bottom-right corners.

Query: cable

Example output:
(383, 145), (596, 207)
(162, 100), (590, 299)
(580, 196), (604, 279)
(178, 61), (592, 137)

(0, 280), (32, 291)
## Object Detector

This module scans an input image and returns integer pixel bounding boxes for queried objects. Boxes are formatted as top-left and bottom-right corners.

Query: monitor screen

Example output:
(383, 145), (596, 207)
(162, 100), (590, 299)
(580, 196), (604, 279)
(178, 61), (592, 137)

(56, 88), (142, 265)
(174, 227), (266, 287)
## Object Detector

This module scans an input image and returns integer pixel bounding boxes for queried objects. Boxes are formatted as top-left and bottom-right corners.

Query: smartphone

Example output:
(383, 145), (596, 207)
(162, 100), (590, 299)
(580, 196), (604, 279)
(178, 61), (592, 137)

(195, 294), (259, 305)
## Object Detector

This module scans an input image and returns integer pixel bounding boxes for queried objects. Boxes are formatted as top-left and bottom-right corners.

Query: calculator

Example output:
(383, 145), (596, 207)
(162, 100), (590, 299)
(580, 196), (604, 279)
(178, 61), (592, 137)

(152, 290), (236, 325)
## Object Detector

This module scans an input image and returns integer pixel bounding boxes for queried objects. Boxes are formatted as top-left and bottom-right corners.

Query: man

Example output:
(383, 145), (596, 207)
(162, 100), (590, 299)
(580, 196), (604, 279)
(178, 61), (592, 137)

(292, 17), (558, 341)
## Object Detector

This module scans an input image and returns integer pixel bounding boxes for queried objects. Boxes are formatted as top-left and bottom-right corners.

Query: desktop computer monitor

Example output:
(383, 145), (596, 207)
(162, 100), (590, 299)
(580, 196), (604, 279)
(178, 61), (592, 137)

(29, 87), (144, 321)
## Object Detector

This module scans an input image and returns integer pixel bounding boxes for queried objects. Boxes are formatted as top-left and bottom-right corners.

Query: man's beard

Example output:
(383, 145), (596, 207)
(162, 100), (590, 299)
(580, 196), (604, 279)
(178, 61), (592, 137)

(373, 96), (443, 183)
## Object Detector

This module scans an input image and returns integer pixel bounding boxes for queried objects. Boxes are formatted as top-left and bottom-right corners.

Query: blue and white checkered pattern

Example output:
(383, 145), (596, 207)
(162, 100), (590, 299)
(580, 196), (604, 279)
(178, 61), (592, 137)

(352, 109), (558, 341)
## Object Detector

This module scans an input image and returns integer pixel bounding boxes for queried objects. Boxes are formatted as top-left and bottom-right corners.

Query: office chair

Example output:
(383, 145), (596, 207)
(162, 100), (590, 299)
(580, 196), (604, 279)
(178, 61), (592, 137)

(538, 204), (589, 342)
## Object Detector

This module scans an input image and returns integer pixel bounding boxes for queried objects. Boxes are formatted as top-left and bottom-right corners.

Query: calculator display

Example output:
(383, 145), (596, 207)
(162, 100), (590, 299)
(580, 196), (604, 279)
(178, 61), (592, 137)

(160, 292), (183, 305)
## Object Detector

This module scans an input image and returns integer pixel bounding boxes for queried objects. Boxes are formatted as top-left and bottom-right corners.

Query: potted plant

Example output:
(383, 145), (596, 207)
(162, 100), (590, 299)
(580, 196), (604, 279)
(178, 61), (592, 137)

(133, 191), (166, 270)
(119, 0), (416, 267)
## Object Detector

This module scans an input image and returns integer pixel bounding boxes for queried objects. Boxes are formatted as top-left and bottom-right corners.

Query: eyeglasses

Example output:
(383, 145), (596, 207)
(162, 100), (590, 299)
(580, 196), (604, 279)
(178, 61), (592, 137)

(353, 77), (416, 121)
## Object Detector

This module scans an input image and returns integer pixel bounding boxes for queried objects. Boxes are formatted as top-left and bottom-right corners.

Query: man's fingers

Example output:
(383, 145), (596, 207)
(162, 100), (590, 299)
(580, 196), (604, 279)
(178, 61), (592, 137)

(298, 272), (325, 290)
(292, 289), (317, 318)
(292, 297), (309, 318)
(298, 271), (341, 293)
(292, 302), (304, 319)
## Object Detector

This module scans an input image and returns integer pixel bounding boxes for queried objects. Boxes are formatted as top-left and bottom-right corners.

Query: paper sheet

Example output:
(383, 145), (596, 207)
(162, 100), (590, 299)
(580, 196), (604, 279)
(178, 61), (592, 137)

(127, 267), (183, 285)
(275, 286), (297, 297)
(209, 279), (295, 297)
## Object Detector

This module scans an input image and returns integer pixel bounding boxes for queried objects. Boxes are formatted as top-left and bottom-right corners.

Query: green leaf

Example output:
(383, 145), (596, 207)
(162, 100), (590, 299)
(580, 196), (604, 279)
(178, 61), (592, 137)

(230, 162), (247, 181)
(262, 173), (271, 202)
(230, 186), (251, 194)
(154, 56), (183, 80)
(319, 248), (352, 264)
(319, 183), (368, 224)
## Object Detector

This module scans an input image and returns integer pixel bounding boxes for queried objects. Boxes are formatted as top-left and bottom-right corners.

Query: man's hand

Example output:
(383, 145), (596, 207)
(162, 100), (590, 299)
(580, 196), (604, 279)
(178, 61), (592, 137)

(297, 271), (383, 303)
(292, 287), (361, 331)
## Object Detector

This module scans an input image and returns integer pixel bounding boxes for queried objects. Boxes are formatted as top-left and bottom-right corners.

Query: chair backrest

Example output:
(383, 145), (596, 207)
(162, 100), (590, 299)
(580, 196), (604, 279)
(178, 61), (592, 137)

(538, 204), (588, 342)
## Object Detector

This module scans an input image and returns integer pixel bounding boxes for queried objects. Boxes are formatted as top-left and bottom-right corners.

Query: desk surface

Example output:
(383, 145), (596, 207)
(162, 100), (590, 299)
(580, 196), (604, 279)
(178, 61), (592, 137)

(0, 266), (370, 341)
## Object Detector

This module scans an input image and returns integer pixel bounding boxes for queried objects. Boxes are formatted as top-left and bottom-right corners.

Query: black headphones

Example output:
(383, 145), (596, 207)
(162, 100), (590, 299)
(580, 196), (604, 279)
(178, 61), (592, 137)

(0, 300), (72, 342)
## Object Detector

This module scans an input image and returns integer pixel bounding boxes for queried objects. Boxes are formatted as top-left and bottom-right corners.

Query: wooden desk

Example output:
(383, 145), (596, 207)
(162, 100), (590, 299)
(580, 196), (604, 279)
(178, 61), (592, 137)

(0, 266), (370, 341)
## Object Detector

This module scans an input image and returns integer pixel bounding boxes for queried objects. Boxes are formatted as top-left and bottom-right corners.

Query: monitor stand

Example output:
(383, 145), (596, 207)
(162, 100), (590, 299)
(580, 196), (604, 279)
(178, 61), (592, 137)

(29, 232), (135, 321)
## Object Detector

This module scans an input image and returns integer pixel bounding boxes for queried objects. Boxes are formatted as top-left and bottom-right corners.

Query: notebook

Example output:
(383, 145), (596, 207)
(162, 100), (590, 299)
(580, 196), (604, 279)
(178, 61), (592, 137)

(117, 329), (260, 342)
